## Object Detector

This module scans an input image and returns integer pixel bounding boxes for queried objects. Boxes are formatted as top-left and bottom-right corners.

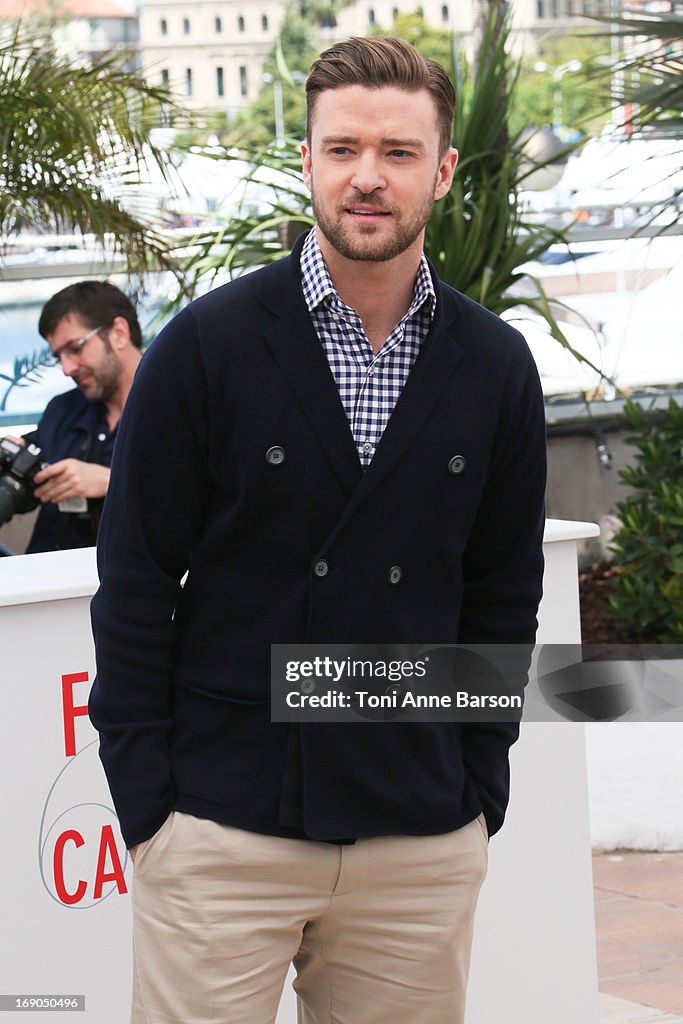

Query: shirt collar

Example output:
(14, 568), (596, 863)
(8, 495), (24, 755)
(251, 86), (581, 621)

(300, 228), (437, 322)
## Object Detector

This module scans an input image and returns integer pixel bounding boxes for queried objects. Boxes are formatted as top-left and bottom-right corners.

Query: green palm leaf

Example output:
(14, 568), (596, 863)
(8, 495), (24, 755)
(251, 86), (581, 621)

(585, 3), (683, 137)
(0, 24), (188, 283)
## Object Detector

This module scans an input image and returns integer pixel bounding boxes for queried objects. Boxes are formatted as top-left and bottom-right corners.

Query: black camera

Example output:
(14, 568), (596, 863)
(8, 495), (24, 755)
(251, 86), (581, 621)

(0, 437), (45, 527)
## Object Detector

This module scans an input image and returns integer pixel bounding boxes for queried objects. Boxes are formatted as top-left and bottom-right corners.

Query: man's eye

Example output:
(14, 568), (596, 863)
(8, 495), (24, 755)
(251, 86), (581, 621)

(330, 147), (350, 155)
(389, 150), (409, 158)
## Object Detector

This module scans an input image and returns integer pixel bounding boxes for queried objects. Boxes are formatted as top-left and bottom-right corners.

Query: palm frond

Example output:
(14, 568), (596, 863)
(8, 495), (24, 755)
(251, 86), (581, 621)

(426, 7), (602, 375)
(0, 24), (190, 283)
(582, 4), (683, 136)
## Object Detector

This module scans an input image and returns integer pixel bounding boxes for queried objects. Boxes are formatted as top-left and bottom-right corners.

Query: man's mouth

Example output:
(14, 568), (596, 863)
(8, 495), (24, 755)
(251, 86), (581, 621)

(344, 207), (392, 219)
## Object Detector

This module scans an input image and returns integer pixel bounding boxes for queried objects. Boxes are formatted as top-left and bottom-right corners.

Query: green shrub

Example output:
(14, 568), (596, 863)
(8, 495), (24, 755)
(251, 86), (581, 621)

(608, 398), (683, 642)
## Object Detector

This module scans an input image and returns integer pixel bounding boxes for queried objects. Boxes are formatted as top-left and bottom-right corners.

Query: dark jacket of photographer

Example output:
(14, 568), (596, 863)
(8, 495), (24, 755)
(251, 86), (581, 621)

(24, 388), (115, 553)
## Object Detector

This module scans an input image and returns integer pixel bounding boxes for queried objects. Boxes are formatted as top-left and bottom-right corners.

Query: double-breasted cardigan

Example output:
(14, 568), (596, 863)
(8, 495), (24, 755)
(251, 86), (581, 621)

(89, 232), (547, 850)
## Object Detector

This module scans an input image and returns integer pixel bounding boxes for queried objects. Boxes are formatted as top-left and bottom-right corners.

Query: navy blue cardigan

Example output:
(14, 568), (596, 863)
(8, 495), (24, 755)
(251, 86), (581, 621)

(89, 236), (547, 849)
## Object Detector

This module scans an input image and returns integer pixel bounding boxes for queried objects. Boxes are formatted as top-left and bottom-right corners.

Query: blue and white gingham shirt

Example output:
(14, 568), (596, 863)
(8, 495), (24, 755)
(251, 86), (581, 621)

(300, 229), (437, 470)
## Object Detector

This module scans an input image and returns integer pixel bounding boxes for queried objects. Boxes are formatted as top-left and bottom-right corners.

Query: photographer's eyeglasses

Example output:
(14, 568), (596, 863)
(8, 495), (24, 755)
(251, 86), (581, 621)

(46, 326), (103, 366)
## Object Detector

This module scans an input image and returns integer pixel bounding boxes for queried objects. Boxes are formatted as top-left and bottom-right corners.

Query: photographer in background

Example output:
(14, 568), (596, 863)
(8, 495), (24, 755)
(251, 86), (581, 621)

(10, 281), (143, 553)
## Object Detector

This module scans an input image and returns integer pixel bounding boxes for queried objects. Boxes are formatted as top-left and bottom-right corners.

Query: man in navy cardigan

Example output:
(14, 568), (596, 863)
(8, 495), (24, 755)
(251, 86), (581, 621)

(90, 35), (546, 1024)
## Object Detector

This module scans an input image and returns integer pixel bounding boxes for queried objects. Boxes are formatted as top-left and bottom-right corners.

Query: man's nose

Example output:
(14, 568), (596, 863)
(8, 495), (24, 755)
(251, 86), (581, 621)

(350, 152), (386, 194)
(59, 353), (80, 377)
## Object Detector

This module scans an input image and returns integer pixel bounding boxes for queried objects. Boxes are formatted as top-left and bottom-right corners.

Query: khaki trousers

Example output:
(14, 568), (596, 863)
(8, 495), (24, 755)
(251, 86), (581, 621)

(131, 811), (488, 1024)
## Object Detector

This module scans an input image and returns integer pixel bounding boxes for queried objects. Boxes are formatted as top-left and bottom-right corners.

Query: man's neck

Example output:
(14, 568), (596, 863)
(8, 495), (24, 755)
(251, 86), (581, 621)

(316, 228), (423, 354)
(104, 350), (142, 432)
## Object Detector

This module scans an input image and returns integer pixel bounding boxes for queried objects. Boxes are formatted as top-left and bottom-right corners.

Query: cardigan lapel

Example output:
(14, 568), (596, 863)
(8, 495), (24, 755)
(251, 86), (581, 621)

(324, 282), (465, 539)
(258, 239), (465, 522)
(259, 247), (363, 499)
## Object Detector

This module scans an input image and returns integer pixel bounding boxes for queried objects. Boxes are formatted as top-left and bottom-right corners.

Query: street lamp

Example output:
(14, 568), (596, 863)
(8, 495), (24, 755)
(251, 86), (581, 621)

(534, 59), (582, 132)
(518, 126), (569, 191)
(260, 71), (305, 148)
(262, 73), (285, 148)
(595, 54), (624, 133)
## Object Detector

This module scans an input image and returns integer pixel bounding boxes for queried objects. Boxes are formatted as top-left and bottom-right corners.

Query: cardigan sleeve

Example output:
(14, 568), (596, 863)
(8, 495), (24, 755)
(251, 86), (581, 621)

(458, 338), (547, 836)
(88, 307), (211, 848)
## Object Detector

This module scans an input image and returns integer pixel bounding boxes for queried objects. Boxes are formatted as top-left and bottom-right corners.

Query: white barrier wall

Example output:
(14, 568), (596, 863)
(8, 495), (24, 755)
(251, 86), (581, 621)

(0, 551), (130, 1022)
(587, 722), (683, 850)
(0, 520), (600, 1024)
(467, 519), (600, 1024)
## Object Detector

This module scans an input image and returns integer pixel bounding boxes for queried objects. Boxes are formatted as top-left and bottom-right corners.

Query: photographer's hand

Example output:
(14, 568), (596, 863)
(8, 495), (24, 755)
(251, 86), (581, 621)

(33, 459), (111, 504)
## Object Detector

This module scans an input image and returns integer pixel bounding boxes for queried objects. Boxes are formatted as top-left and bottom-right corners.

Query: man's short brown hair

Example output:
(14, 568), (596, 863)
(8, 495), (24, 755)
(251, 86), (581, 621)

(39, 281), (143, 348)
(306, 35), (456, 157)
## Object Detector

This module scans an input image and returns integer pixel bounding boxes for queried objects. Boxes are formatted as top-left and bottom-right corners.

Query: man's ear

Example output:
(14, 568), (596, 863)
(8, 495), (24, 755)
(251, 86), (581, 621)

(301, 140), (312, 192)
(108, 316), (132, 350)
(434, 147), (458, 201)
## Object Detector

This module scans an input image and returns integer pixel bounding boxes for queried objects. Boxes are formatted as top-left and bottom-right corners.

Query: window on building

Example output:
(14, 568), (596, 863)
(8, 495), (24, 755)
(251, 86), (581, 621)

(216, 66), (224, 97)
(183, 17), (190, 34)
(416, 5), (423, 16)
(441, 3), (449, 21)
(368, 7), (375, 23)
(238, 14), (245, 31)
(185, 67), (193, 96)
(161, 68), (169, 85)
(215, 15), (222, 32)
(160, 17), (167, 34)
(262, 13), (268, 31)
(550, 0), (559, 16)
(536, 0), (545, 16)
(239, 64), (248, 97)
(392, 6), (398, 19)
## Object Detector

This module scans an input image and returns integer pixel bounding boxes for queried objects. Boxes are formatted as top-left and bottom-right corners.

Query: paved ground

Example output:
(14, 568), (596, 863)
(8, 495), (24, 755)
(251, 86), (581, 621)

(594, 852), (683, 1024)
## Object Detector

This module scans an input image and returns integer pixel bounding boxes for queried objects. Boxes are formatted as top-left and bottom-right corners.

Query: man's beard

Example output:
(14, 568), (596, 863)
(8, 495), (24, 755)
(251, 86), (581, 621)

(75, 334), (122, 404)
(311, 181), (437, 263)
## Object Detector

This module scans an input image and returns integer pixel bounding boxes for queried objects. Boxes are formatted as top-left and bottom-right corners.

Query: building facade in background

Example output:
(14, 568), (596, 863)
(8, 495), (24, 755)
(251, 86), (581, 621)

(138, 0), (284, 120)
(0, 0), (138, 65)
(0, 0), (624, 113)
(138, 0), (604, 115)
